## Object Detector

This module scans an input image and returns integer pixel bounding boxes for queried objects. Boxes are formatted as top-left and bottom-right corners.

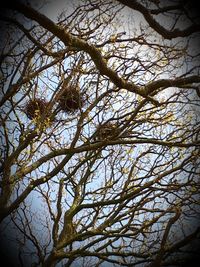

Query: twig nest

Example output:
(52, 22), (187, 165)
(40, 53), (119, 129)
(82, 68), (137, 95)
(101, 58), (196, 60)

(95, 122), (120, 140)
(24, 98), (50, 120)
(58, 85), (84, 113)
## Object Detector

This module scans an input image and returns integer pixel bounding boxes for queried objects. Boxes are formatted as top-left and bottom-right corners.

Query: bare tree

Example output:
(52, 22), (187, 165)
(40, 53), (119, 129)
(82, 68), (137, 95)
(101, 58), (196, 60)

(0, 0), (200, 266)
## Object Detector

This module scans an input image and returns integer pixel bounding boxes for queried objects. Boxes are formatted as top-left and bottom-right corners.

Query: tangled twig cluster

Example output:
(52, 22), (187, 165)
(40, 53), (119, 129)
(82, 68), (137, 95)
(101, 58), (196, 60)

(95, 122), (120, 141)
(57, 85), (84, 114)
(24, 82), (85, 124)
(24, 98), (49, 120)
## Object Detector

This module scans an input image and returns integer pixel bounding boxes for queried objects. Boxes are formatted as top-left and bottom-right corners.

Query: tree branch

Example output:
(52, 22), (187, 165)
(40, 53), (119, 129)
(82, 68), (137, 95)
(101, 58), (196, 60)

(117, 0), (200, 39)
(3, 2), (159, 105)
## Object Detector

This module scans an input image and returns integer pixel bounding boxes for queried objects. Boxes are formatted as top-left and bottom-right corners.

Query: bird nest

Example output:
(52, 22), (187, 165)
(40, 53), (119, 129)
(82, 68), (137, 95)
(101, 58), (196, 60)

(95, 122), (120, 141)
(24, 98), (50, 120)
(57, 85), (84, 113)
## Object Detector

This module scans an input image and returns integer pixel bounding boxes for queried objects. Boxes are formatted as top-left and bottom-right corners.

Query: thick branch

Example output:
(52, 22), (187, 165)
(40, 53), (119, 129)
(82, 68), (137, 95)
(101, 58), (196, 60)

(76, 156), (192, 212)
(117, 0), (200, 39)
(9, 137), (200, 184)
(3, 2), (159, 105)
(148, 209), (181, 267)
(0, 154), (72, 223)
(145, 75), (200, 94)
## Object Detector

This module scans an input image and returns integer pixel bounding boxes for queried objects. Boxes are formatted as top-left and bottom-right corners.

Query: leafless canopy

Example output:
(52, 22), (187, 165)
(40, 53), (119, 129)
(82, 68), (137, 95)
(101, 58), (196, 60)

(0, 0), (200, 266)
